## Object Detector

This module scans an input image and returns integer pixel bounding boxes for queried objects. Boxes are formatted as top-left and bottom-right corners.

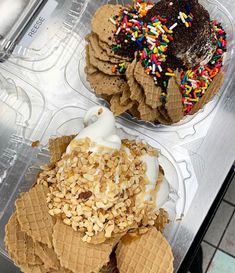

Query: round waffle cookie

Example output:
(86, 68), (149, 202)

(91, 5), (122, 46)
(134, 61), (162, 109)
(137, 102), (159, 122)
(5, 212), (42, 267)
(20, 265), (47, 273)
(110, 94), (134, 116)
(87, 33), (123, 64)
(154, 209), (169, 233)
(35, 242), (60, 270)
(85, 44), (98, 75)
(15, 185), (54, 248)
(86, 70), (128, 96)
(89, 44), (123, 76)
(52, 219), (115, 273)
(165, 71), (184, 123)
(48, 135), (76, 164)
(116, 228), (174, 273)
(125, 58), (144, 103)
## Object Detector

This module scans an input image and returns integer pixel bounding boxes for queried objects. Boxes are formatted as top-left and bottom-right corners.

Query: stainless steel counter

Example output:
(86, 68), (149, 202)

(173, 0), (235, 269)
(0, 0), (234, 272)
(173, 73), (235, 271)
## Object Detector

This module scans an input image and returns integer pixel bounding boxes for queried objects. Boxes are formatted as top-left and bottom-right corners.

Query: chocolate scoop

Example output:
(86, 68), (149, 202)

(143, 0), (217, 67)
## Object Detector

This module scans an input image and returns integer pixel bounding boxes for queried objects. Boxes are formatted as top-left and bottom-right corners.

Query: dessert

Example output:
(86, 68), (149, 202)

(85, 0), (227, 124)
(5, 106), (173, 273)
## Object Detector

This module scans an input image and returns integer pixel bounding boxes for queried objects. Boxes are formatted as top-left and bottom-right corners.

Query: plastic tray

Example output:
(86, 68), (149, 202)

(0, 0), (234, 265)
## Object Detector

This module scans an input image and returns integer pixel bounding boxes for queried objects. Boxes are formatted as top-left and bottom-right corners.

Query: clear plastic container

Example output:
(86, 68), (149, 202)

(0, 0), (44, 59)
(65, 0), (235, 141)
(0, 0), (234, 266)
(0, 70), (198, 258)
(0, 0), (87, 71)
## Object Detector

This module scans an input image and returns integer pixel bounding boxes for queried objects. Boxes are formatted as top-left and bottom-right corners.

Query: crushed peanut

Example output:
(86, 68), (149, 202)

(37, 138), (161, 242)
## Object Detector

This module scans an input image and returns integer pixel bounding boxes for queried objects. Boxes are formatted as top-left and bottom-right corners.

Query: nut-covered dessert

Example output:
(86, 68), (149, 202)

(5, 106), (173, 273)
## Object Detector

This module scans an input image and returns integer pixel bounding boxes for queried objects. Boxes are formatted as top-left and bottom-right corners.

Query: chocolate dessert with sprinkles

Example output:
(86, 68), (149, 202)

(85, 0), (227, 124)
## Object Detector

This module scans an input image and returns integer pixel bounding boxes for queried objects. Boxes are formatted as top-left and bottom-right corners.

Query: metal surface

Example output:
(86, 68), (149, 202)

(173, 78), (235, 271)
(0, 0), (234, 272)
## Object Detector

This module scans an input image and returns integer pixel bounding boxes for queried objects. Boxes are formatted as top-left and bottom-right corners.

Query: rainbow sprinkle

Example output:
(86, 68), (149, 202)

(139, 15), (173, 85)
(181, 21), (227, 115)
(110, 0), (227, 115)
(112, 62), (128, 74)
(111, 0), (191, 78)
(178, 10), (193, 28)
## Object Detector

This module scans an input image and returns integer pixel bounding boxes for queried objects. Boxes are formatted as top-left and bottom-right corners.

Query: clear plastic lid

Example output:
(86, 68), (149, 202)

(0, 0), (87, 71)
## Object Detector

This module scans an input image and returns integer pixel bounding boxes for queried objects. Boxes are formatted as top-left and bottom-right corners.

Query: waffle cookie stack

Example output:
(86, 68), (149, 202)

(85, 0), (226, 124)
(5, 136), (173, 273)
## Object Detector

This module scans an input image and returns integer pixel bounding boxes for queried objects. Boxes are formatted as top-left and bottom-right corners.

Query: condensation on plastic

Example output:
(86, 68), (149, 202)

(0, 0), (234, 264)
(64, 0), (235, 142)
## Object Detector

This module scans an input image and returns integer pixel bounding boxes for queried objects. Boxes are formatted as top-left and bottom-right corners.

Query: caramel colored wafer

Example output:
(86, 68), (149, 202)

(20, 264), (47, 273)
(138, 102), (159, 122)
(5, 213), (42, 267)
(23, 265), (72, 273)
(154, 209), (169, 233)
(98, 39), (130, 61)
(165, 71), (184, 123)
(116, 228), (174, 273)
(127, 104), (141, 119)
(85, 45), (98, 75)
(49, 135), (75, 164)
(16, 185), (54, 248)
(126, 59), (144, 103)
(52, 219), (114, 273)
(35, 242), (60, 270)
(134, 62), (161, 109)
(120, 87), (131, 106)
(110, 94), (134, 116)
(189, 72), (224, 115)
(89, 44), (122, 76)
(50, 268), (73, 273)
(90, 229), (127, 245)
(157, 106), (173, 125)
(91, 5), (122, 46)
(88, 33), (122, 64)
(87, 71), (127, 96)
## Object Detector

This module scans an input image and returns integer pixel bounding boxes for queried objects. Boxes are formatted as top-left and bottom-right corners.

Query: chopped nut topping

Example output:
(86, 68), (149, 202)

(37, 138), (161, 242)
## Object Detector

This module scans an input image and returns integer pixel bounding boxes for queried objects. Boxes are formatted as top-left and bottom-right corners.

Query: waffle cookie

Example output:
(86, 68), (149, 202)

(5, 213), (42, 267)
(91, 5), (122, 46)
(85, 0), (227, 124)
(48, 135), (75, 165)
(116, 228), (174, 273)
(5, 130), (172, 273)
(15, 185), (54, 247)
(53, 219), (114, 273)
